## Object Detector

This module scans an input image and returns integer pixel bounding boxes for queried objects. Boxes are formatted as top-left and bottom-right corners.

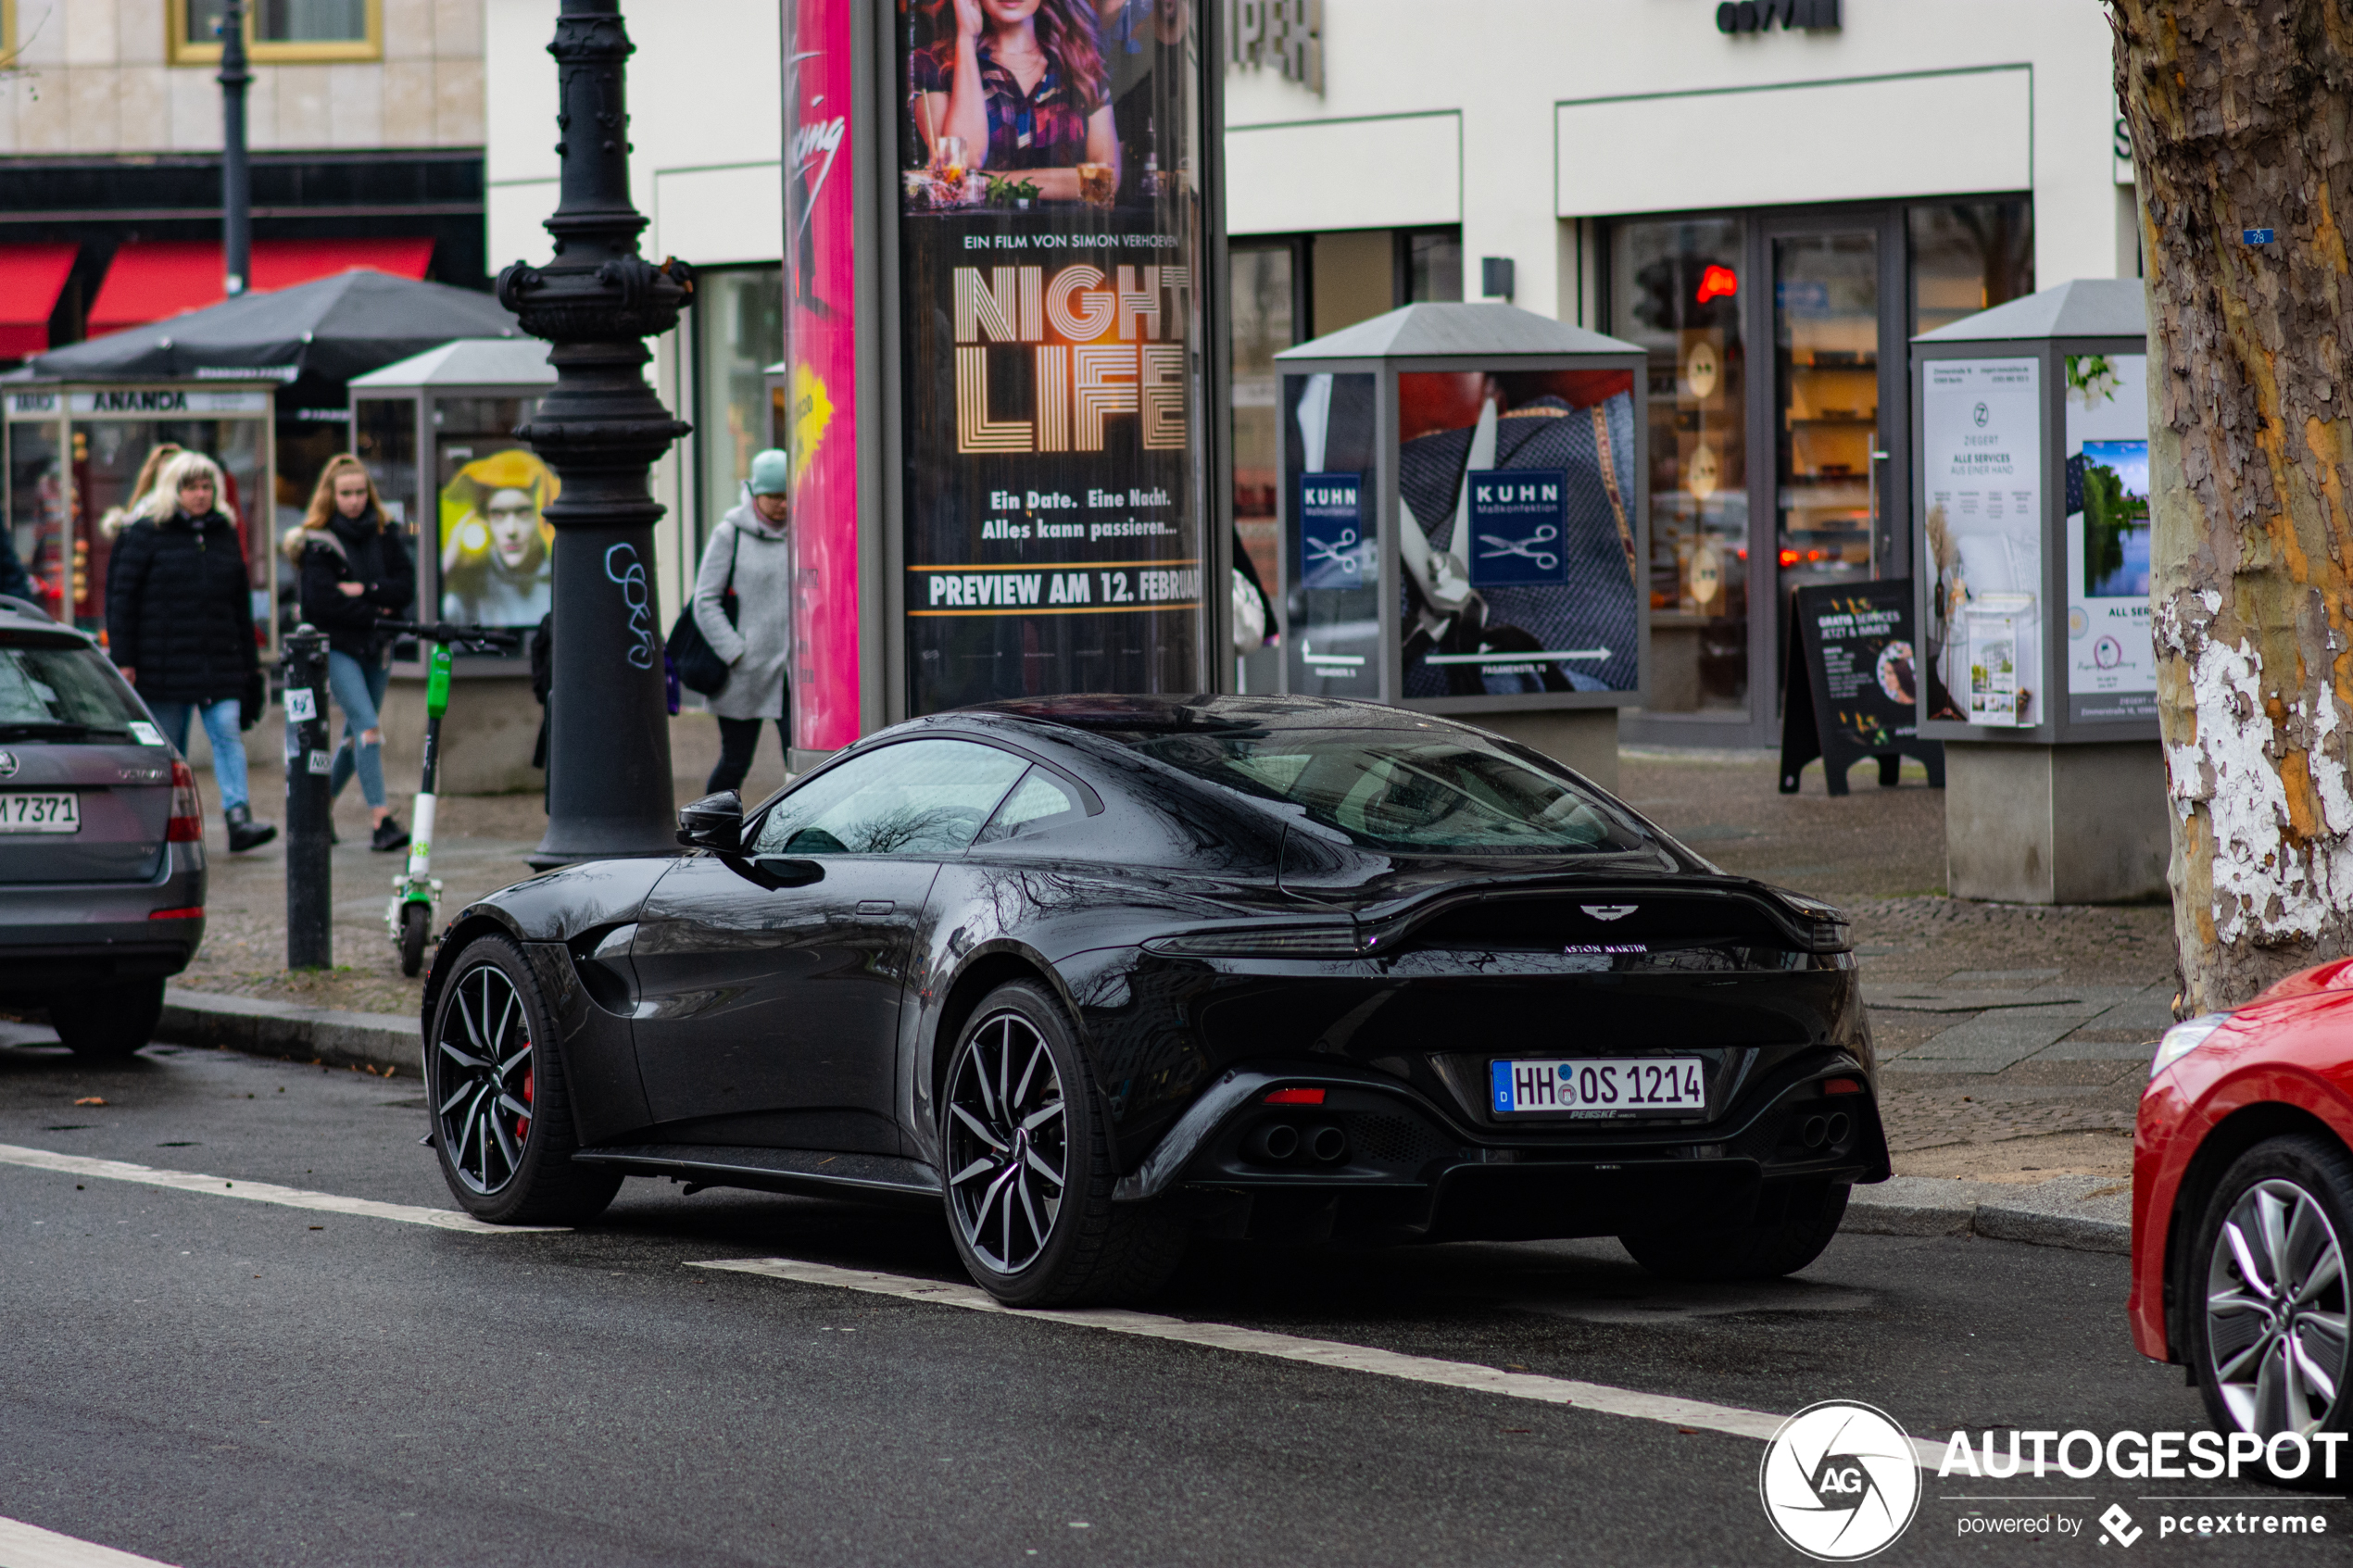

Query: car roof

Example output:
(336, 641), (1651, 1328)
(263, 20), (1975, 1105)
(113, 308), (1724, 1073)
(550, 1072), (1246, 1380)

(0, 597), (85, 640)
(958, 693), (1483, 739)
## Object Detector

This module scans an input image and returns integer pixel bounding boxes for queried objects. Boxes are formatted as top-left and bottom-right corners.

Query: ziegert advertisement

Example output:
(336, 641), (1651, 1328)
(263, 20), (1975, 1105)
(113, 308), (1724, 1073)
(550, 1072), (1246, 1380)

(896, 0), (1207, 713)
(1922, 358), (2042, 727)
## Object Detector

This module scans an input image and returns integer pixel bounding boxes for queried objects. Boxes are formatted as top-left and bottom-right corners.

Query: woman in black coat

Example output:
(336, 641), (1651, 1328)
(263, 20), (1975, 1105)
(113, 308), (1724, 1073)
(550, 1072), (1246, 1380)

(105, 450), (274, 853)
(287, 455), (416, 852)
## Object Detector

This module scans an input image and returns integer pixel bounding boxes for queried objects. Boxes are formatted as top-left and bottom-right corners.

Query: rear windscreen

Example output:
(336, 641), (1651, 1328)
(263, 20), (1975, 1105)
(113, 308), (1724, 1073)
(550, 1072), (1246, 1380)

(0, 636), (145, 740)
(1126, 725), (1667, 858)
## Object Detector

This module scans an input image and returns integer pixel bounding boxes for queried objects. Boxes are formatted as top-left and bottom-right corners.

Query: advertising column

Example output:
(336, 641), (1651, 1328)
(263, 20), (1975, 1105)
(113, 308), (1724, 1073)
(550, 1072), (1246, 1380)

(784, 0), (862, 751)
(895, 0), (1208, 711)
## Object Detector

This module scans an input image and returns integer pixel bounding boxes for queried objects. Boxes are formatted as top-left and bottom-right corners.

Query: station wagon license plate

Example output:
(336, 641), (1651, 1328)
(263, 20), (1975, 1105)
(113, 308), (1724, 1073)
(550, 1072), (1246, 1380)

(0, 793), (79, 834)
(1491, 1057), (1705, 1116)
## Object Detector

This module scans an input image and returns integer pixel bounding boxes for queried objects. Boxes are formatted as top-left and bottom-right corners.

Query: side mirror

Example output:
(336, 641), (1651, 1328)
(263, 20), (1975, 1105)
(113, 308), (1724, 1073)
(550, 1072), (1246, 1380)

(676, 790), (742, 852)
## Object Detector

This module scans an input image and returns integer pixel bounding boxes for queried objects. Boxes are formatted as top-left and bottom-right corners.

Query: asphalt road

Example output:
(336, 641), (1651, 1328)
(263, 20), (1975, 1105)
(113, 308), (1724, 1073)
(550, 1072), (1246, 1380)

(0, 1030), (2337, 1568)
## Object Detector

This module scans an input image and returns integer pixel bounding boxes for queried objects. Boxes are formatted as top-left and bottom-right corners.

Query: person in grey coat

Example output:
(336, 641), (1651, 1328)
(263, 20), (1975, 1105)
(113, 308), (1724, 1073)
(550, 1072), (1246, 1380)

(693, 447), (795, 794)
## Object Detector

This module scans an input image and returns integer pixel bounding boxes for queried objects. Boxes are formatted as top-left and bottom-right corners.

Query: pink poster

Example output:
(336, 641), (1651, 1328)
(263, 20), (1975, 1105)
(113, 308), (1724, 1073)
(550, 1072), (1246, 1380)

(783, 0), (860, 751)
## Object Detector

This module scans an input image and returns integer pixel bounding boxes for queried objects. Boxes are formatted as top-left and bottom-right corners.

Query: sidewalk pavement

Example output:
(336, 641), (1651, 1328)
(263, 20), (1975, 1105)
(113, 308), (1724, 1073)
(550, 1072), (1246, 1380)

(143, 738), (2168, 1248)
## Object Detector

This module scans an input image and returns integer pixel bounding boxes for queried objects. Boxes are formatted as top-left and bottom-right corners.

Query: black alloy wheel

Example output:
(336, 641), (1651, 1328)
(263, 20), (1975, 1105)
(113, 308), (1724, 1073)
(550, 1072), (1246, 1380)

(426, 935), (619, 1224)
(939, 981), (1188, 1307)
(945, 1005), (1069, 1276)
(2191, 1135), (2353, 1483)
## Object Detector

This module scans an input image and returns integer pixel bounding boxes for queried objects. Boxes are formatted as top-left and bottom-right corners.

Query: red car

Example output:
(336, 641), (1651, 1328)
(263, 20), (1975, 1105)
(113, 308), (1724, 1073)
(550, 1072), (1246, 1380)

(2133, 959), (2353, 1477)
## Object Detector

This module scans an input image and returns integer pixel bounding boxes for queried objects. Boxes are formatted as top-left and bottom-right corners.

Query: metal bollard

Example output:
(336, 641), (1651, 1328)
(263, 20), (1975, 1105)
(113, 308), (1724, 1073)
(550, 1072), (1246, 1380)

(281, 625), (333, 970)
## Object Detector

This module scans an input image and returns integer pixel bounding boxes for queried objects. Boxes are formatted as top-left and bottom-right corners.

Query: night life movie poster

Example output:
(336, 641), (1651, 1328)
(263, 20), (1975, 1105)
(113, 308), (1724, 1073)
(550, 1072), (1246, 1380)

(897, 0), (1209, 713)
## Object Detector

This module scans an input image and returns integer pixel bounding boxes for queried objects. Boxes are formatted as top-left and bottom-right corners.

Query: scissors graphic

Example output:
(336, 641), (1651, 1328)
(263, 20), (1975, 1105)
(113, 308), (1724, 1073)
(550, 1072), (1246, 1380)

(1304, 527), (1362, 577)
(1475, 525), (1559, 571)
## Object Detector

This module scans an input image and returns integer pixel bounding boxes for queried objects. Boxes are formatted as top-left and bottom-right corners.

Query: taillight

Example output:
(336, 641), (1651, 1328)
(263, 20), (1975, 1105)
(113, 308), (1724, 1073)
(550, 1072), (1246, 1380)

(1264, 1087), (1325, 1105)
(148, 906), (204, 920)
(167, 759), (203, 842)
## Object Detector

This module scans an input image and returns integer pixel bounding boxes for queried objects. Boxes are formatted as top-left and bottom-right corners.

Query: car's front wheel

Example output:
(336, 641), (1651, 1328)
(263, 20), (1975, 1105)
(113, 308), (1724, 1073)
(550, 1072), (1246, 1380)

(1617, 1180), (1849, 1281)
(2187, 1135), (2352, 1486)
(426, 935), (619, 1225)
(940, 981), (1186, 1307)
(49, 977), (165, 1060)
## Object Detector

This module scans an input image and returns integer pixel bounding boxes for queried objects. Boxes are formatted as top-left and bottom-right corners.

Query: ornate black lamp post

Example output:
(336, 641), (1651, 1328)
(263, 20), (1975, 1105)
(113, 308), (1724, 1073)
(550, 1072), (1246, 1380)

(497, 0), (693, 867)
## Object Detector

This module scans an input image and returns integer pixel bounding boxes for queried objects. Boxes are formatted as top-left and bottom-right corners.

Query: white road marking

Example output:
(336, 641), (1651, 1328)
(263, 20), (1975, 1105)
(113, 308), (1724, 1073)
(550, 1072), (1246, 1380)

(0, 1144), (561, 1235)
(0, 1514), (181, 1568)
(692, 1256), (1951, 1470)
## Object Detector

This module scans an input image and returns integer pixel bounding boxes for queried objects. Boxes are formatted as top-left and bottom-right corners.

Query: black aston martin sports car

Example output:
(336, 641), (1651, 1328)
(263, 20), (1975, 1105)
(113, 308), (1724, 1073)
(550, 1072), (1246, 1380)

(422, 695), (1888, 1305)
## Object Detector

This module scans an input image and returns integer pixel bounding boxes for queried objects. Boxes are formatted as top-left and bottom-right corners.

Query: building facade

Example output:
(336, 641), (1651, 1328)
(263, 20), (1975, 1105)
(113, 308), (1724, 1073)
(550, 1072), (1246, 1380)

(482, 0), (2136, 749)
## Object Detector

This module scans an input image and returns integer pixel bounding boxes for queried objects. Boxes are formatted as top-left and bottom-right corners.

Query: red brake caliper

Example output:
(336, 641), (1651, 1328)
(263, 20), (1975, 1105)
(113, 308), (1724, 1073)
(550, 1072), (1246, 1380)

(516, 1053), (534, 1142)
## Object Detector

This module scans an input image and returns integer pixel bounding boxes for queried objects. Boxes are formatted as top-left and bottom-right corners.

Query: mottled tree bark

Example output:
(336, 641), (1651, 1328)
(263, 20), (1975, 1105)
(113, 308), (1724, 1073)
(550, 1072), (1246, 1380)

(2113, 1), (2353, 1011)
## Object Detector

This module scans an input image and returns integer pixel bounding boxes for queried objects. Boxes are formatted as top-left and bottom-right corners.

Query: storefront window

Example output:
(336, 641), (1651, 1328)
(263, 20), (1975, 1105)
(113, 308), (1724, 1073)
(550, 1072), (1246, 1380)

(1611, 218), (1747, 713)
(1909, 200), (2035, 336)
(1230, 244), (1294, 611)
(1403, 230), (1463, 304)
(695, 267), (785, 556)
(354, 398), (419, 532)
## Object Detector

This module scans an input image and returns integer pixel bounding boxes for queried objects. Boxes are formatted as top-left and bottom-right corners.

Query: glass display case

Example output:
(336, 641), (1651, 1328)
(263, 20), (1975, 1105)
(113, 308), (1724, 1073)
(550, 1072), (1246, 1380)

(346, 339), (556, 673)
(1273, 303), (1648, 717)
(2, 383), (277, 650)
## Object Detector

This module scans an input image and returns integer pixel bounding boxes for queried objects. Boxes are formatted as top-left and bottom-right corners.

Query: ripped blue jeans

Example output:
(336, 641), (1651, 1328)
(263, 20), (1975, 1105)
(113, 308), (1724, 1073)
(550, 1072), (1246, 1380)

(324, 651), (389, 809)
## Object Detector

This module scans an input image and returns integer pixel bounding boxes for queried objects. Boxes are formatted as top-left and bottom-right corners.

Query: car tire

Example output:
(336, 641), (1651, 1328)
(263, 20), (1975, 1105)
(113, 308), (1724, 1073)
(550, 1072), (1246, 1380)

(1617, 1180), (1849, 1281)
(426, 934), (621, 1225)
(940, 980), (1188, 1308)
(2184, 1134), (2353, 1486)
(49, 977), (165, 1060)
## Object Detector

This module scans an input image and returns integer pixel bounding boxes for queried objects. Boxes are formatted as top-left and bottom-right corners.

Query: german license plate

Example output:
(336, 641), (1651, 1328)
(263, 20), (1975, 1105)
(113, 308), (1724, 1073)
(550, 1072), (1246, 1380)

(0, 793), (79, 834)
(1491, 1057), (1706, 1116)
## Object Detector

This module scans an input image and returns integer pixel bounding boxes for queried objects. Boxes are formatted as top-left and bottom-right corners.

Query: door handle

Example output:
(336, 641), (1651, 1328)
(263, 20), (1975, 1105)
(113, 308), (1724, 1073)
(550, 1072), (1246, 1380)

(857, 899), (895, 915)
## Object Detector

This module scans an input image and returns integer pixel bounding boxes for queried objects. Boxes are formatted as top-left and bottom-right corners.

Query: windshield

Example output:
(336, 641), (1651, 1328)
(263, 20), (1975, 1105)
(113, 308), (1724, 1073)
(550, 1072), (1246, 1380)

(1126, 725), (1666, 858)
(0, 635), (143, 738)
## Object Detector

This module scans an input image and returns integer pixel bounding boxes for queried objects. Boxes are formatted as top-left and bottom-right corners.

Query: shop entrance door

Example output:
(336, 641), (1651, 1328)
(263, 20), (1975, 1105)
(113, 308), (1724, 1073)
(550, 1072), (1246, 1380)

(1764, 212), (1907, 699)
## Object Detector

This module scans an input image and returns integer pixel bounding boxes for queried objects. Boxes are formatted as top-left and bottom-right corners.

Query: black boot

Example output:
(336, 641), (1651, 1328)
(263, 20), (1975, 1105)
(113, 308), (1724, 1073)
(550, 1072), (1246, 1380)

(371, 816), (409, 853)
(224, 803), (277, 853)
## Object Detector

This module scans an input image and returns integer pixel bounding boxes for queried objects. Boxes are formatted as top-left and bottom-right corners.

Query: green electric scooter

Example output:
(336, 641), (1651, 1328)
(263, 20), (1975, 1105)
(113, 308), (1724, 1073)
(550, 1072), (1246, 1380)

(378, 621), (521, 976)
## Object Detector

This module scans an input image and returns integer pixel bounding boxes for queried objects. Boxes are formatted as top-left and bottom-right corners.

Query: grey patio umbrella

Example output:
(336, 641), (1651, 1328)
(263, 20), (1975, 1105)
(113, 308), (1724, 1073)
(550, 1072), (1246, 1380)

(29, 270), (518, 384)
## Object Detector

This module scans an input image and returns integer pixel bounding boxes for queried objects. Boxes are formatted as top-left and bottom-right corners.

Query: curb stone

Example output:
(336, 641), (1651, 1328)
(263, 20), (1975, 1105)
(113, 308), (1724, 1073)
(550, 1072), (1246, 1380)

(147, 987), (2140, 1257)
(1844, 1173), (2131, 1254)
(157, 986), (419, 1076)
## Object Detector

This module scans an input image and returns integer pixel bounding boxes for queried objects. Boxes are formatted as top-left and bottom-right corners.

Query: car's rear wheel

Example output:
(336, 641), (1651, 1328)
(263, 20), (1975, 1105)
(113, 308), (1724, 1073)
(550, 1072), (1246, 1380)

(49, 977), (164, 1060)
(2187, 1135), (2352, 1486)
(427, 935), (619, 1225)
(940, 981), (1186, 1307)
(1617, 1180), (1848, 1281)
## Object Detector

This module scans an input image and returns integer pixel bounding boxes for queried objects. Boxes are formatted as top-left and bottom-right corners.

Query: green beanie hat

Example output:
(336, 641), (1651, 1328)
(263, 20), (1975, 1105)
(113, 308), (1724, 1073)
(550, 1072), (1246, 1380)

(748, 448), (791, 497)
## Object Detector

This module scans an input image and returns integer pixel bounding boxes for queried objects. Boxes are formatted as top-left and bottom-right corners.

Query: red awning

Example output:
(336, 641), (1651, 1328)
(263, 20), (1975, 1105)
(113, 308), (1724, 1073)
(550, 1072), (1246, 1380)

(86, 237), (437, 336)
(0, 244), (80, 357)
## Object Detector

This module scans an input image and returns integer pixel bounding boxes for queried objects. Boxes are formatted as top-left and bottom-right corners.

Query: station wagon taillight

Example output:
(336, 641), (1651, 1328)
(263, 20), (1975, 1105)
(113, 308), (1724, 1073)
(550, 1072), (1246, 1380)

(166, 759), (203, 843)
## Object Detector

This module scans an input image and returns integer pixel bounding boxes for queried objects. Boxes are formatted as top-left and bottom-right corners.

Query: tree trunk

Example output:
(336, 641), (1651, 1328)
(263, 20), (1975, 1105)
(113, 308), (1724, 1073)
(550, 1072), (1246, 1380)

(2113, 1), (2353, 1012)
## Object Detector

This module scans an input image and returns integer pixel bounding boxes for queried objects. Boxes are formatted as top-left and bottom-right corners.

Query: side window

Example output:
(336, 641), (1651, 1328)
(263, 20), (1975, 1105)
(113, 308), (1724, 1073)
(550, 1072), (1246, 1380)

(749, 739), (1027, 857)
(975, 766), (1086, 845)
